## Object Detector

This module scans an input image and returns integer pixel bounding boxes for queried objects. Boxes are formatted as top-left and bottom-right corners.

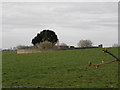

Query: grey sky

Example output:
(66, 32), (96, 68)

(2, 2), (118, 49)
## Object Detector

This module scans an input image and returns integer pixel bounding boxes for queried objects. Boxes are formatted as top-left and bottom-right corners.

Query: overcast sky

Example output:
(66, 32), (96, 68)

(2, 2), (118, 49)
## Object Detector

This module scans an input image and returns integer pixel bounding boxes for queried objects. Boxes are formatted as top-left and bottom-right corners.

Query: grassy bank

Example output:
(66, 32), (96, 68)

(2, 47), (119, 88)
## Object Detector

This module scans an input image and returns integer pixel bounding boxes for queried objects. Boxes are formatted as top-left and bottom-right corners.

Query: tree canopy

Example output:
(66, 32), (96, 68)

(32, 30), (58, 45)
(78, 39), (93, 47)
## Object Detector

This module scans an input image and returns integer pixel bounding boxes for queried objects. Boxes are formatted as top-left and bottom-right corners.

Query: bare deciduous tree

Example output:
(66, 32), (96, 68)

(77, 40), (93, 47)
(60, 43), (67, 46)
(36, 41), (54, 50)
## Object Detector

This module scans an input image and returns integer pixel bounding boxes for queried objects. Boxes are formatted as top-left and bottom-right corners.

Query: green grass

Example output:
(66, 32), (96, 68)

(2, 47), (119, 88)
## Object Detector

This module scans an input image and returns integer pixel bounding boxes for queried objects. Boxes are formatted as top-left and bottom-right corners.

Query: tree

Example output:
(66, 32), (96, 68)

(36, 41), (54, 50)
(77, 39), (93, 47)
(60, 43), (67, 46)
(32, 30), (58, 46)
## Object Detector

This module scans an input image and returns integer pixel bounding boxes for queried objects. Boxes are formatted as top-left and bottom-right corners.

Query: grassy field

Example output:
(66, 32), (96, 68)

(2, 47), (119, 88)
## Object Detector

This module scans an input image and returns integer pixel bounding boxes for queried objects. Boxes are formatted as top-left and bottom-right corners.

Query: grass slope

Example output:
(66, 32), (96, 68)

(2, 47), (119, 88)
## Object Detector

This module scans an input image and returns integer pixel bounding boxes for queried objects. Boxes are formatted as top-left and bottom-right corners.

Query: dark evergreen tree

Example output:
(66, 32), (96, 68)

(32, 30), (58, 45)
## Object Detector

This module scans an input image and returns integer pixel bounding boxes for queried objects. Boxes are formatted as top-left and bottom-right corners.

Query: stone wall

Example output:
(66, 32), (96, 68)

(17, 49), (41, 54)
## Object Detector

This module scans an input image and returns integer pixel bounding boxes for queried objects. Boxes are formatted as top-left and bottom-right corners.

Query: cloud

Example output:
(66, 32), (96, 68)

(2, 2), (118, 48)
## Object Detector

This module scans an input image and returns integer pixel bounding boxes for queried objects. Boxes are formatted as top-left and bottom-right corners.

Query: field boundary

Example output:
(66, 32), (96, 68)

(17, 46), (102, 54)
